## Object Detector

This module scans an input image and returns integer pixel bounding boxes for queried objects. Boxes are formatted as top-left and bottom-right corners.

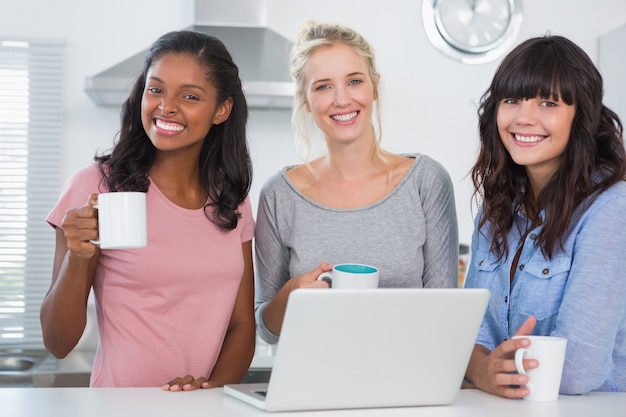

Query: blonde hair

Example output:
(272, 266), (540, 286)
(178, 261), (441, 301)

(289, 21), (383, 163)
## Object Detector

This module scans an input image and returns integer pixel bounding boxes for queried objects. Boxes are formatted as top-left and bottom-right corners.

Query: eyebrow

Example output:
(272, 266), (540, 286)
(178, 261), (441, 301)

(311, 72), (366, 85)
(147, 76), (207, 92)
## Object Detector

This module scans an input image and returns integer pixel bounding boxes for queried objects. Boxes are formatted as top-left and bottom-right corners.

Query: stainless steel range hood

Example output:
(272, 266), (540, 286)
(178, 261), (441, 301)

(84, 24), (295, 109)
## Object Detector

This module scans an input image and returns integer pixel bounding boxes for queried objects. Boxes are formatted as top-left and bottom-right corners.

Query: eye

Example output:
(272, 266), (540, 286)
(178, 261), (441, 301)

(146, 86), (163, 95)
(183, 93), (200, 101)
(540, 100), (557, 107)
(315, 84), (330, 91)
(348, 79), (362, 86)
(502, 98), (518, 105)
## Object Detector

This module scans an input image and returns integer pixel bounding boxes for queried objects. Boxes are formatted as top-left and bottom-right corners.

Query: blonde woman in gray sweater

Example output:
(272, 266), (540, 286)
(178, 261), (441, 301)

(254, 21), (458, 344)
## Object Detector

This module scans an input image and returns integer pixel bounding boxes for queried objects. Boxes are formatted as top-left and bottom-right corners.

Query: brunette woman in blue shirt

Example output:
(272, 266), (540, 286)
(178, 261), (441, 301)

(464, 34), (626, 398)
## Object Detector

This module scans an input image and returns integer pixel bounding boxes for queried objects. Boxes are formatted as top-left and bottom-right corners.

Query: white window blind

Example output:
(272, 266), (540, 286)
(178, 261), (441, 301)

(0, 38), (64, 349)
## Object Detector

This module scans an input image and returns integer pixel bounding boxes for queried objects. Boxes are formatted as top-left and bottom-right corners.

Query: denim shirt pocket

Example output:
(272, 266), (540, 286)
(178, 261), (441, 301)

(468, 249), (502, 289)
(516, 255), (570, 321)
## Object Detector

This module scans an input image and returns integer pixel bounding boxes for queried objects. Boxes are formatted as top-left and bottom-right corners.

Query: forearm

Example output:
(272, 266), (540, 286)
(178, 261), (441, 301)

(209, 320), (256, 385)
(40, 252), (97, 358)
(260, 283), (293, 337)
(464, 344), (490, 388)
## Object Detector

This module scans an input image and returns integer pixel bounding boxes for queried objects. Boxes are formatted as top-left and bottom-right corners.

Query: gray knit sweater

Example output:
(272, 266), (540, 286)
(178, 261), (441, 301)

(254, 153), (459, 343)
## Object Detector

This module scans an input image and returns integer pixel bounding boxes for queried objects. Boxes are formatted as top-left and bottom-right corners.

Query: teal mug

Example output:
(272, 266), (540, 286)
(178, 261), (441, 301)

(317, 263), (379, 289)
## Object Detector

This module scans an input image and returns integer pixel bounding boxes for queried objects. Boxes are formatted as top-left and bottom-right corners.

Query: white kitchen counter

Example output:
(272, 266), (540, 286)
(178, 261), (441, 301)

(0, 387), (624, 417)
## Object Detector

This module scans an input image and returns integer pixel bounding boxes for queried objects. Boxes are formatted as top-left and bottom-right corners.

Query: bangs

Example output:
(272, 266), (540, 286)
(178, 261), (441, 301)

(491, 43), (576, 105)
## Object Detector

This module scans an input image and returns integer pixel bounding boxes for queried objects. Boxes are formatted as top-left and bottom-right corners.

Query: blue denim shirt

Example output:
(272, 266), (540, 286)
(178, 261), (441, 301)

(465, 181), (626, 394)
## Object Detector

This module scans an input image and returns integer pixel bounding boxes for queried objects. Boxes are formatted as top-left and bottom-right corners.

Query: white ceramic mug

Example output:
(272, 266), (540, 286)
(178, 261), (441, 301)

(513, 335), (568, 401)
(90, 192), (147, 249)
(317, 263), (379, 289)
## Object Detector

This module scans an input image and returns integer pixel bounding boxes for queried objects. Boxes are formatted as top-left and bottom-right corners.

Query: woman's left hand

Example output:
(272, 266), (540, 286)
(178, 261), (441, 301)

(162, 375), (221, 391)
(465, 316), (538, 398)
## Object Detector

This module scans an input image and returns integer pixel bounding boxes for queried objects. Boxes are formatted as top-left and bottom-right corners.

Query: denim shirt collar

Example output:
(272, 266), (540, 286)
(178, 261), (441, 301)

(513, 196), (548, 222)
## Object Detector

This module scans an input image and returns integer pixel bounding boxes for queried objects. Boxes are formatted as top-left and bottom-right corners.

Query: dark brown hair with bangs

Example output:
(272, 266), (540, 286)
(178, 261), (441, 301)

(471, 34), (625, 259)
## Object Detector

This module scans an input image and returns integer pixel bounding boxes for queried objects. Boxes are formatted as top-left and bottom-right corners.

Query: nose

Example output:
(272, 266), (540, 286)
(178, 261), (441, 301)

(333, 85), (351, 106)
(158, 96), (177, 115)
(514, 100), (537, 125)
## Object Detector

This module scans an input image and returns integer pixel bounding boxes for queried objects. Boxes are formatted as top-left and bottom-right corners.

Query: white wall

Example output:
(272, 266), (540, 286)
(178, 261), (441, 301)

(600, 24), (626, 122)
(2, 0), (626, 246)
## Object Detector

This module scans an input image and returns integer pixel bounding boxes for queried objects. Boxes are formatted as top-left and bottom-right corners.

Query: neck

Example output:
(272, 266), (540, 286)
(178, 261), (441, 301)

(151, 152), (200, 181)
(526, 162), (561, 200)
(323, 138), (384, 180)
(149, 153), (205, 200)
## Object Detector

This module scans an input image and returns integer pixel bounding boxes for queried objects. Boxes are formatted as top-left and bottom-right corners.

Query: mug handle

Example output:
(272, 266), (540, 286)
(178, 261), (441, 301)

(514, 348), (529, 375)
(515, 348), (532, 393)
(88, 204), (101, 245)
(317, 272), (332, 287)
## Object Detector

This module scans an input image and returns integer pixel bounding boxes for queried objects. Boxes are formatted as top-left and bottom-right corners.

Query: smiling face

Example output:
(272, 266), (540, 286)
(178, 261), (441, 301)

(302, 43), (377, 147)
(141, 52), (232, 156)
(497, 95), (576, 193)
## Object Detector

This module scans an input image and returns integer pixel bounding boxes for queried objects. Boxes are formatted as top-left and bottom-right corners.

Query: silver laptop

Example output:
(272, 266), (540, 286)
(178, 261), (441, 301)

(224, 288), (490, 412)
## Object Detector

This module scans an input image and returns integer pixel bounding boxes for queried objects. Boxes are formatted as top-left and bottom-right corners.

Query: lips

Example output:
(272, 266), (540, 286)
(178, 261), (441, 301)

(331, 111), (358, 122)
(154, 118), (184, 132)
(514, 133), (546, 143)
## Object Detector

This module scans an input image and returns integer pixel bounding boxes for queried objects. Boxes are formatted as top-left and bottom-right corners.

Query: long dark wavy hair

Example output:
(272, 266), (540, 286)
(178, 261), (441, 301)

(95, 30), (252, 231)
(471, 34), (626, 259)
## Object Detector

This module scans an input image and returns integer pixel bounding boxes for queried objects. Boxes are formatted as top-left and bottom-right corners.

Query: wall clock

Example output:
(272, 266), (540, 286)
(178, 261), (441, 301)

(422, 0), (523, 64)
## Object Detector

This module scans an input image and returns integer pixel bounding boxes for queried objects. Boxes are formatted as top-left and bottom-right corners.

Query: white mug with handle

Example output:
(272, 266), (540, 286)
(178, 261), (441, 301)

(90, 192), (147, 249)
(513, 335), (567, 401)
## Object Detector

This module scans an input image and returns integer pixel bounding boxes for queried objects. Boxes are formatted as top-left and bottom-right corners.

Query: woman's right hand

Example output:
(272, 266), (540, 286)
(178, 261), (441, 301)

(262, 262), (333, 336)
(284, 262), (333, 292)
(60, 193), (100, 259)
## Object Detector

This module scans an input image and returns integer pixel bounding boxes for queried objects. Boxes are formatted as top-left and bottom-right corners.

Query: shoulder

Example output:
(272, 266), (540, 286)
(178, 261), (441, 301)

(260, 167), (291, 192)
(586, 180), (626, 210)
(580, 180), (626, 219)
(63, 162), (106, 192)
(238, 195), (256, 240)
(561, 181), (626, 242)
(70, 161), (101, 178)
(413, 153), (451, 176)
(258, 166), (300, 203)
(238, 195), (255, 218)
(47, 163), (106, 227)
(600, 180), (626, 199)
(403, 153), (453, 189)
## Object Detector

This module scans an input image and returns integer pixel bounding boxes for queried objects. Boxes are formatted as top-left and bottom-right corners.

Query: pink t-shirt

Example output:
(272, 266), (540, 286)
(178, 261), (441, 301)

(46, 163), (255, 387)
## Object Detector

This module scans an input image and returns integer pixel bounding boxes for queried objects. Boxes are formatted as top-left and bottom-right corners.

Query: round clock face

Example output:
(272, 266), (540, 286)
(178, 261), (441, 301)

(422, 0), (523, 64)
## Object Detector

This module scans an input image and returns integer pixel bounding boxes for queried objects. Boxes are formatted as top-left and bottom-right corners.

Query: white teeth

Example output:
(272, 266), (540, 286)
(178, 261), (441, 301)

(155, 119), (184, 132)
(515, 134), (545, 143)
(331, 111), (357, 122)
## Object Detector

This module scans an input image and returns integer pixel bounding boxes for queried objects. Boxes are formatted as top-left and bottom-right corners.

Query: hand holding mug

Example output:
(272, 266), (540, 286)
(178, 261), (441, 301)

(60, 194), (101, 259)
(512, 335), (568, 401)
